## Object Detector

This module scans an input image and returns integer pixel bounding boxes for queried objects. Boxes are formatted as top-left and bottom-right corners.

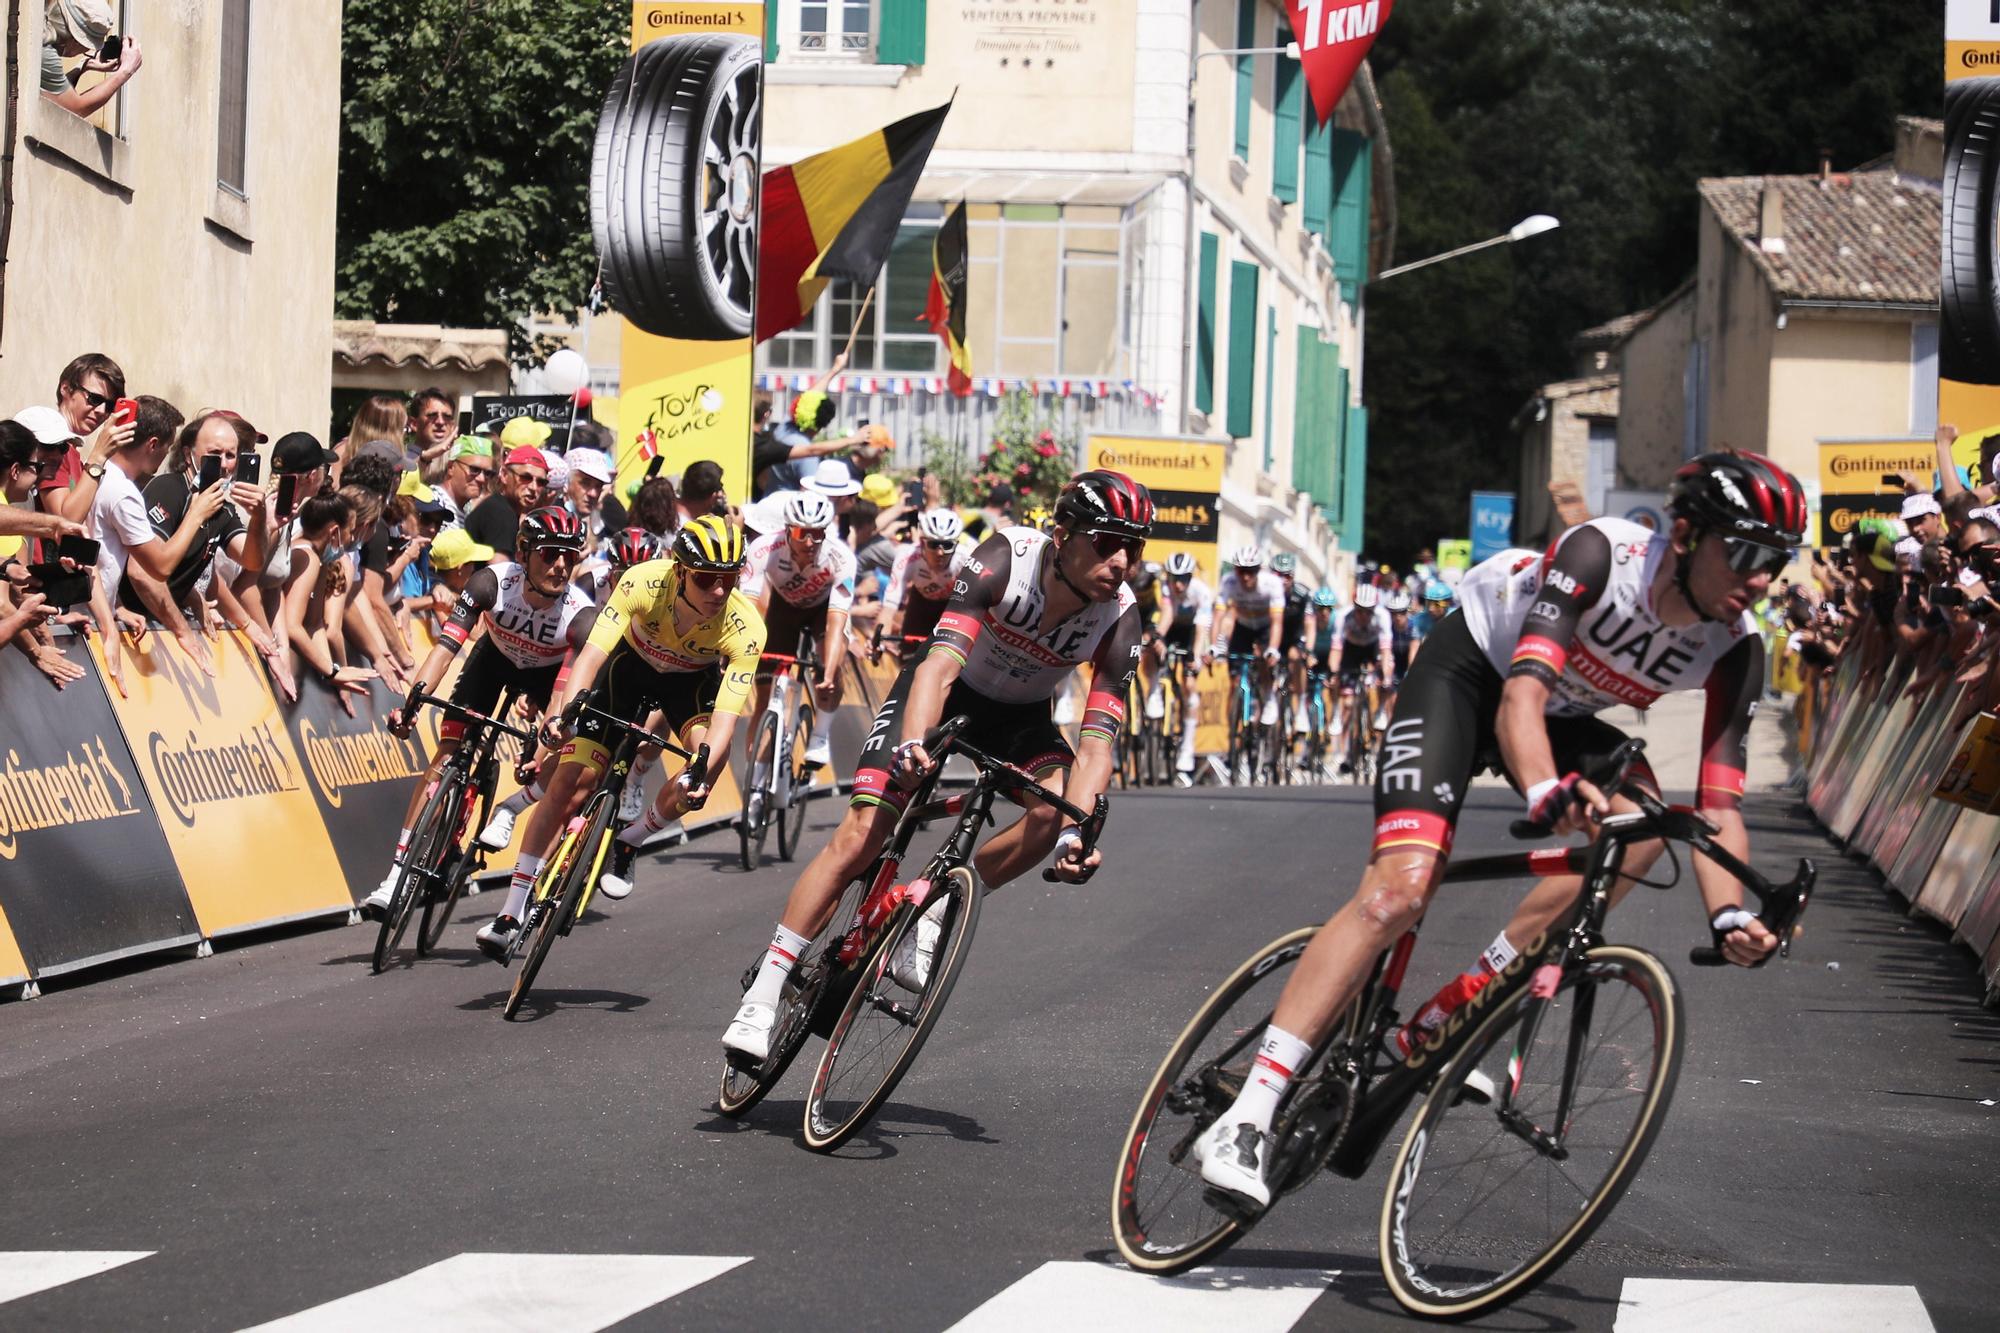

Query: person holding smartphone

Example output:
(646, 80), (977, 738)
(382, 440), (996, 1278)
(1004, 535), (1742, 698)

(39, 0), (142, 120)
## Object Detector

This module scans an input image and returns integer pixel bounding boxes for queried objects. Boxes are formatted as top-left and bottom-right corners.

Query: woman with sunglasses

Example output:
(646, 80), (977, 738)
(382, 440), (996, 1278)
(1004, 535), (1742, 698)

(723, 469), (1155, 1063)
(1196, 449), (1808, 1210)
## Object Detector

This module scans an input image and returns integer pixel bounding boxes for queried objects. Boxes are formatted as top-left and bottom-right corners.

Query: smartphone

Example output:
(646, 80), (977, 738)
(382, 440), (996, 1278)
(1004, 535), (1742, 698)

(26, 564), (92, 608)
(113, 396), (137, 424)
(197, 453), (226, 491)
(236, 452), (263, 487)
(1881, 473), (1904, 489)
(275, 473), (299, 520)
(97, 32), (121, 64)
(56, 535), (101, 567)
(645, 454), (665, 478)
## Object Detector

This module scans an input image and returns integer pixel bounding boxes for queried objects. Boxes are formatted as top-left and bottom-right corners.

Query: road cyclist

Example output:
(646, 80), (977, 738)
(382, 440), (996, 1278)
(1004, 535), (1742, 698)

(1158, 551), (1213, 785)
(1327, 581), (1395, 779)
(1208, 544), (1286, 782)
(741, 492), (856, 773)
(873, 507), (971, 662)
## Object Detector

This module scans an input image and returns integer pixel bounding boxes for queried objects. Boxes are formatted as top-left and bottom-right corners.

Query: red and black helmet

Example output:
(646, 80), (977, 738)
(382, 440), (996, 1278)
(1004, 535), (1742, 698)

(516, 505), (587, 557)
(611, 525), (663, 571)
(1052, 469), (1155, 540)
(1668, 451), (1808, 547)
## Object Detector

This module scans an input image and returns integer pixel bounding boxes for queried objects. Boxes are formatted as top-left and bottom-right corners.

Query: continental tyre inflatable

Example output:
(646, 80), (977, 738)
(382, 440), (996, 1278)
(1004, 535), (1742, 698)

(590, 34), (762, 341)
(1943, 77), (2000, 385)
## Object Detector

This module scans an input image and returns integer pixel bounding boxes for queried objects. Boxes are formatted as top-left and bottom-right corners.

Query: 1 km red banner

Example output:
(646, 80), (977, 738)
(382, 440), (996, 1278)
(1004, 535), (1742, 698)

(1293, 1), (1393, 125)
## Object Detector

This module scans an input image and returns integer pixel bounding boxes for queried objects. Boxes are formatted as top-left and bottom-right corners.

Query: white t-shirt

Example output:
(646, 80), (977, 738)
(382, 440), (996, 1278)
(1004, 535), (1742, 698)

(88, 464), (157, 594)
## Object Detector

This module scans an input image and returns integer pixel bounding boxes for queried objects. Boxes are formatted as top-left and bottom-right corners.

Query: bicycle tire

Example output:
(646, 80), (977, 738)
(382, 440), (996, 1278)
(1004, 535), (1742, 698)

(778, 707), (810, 862)
(1378, 944), (1683, 1320)
(373, 776), (459, 974)
(741, 710), (779, 872)
(417, 841), (474, 956)
(802, 865), (983, 1151)
(504, 794), (611, 1020)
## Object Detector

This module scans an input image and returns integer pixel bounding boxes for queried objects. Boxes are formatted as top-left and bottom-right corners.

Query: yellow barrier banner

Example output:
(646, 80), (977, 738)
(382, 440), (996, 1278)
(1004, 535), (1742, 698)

(1087, 433), (1225, 585)
(1936, 712), (2000, 811)
(94, 631), (352, 935)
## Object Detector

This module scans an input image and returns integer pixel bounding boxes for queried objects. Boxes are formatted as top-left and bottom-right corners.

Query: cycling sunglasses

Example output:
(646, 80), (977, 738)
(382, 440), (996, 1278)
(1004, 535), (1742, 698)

(1718, 535), (1790, 577)
(529, 544), (580, 563)
(686, 568), (739, 591)
(922, 539), (957, 554)
(787, 525), (828, 543)
(1086, 530), (1146, 561)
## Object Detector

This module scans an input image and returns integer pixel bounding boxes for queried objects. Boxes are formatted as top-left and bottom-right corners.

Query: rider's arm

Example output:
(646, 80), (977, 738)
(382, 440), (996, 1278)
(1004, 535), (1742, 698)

(1689, 633), (1766, 927)
(1497, 524), (1613, 794)
(416, 566), (500, 691)
(903, 533), (1011, 747)
(1328, 610), (1344, 674)
(1210, 599), (1234, 656)
(821, 546), (856, 685)
(1264, 586), (1284, 657)
(698, 596), (767, 767)
(1377, 610), (1395, 678)
(1070, 601), (1148, 828)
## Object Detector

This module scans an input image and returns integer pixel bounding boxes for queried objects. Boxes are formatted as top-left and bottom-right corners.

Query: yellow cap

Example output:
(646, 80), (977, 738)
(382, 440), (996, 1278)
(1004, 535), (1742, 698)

(859, 472), (899, 507)
(498, 416), (553, 450)
(430, 528), (495, 570)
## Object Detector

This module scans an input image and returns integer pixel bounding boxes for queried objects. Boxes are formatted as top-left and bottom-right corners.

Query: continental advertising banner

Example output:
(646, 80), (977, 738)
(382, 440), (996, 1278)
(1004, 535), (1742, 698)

(97, 631), (353, 936)
(1085, 433), (1225, 584)
(1817, 438), (1936, 544)
(5, 635), (201, 977)
(1942, 3), (2000, 434)
(609, 3), (767, 507)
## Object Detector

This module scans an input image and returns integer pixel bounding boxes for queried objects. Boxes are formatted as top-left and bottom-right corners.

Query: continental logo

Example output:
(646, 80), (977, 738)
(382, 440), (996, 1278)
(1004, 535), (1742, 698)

(1824, 503), (1899, 535)
(643, 7), (749, 30)
(298, 720), (426, 809)
(1823, 449), (1931, 478)
(1403, 931), (1547, 1071)
(0, 739), (142, 860)
(149, 724), (300, 829)
(1961, 48), (2000, 70)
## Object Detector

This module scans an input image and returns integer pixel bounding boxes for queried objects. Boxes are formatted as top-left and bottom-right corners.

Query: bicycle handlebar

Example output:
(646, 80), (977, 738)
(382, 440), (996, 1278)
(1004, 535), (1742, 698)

(403, 689), (536, 745)
(907, 715), (1109, 883)
(559, 697), (707, 774)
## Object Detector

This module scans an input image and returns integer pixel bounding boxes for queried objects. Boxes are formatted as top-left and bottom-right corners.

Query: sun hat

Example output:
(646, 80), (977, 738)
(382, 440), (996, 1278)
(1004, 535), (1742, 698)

(800, 458), (860, 496)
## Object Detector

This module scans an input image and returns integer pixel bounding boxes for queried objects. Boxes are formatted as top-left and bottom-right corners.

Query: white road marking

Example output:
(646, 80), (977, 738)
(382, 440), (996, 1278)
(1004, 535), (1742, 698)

(0, 1251), (154, 1306)
(944, 1261), (1337, 1332)
(238, 1253), (750, 1333)
(1616, 1278), (1935, 1332)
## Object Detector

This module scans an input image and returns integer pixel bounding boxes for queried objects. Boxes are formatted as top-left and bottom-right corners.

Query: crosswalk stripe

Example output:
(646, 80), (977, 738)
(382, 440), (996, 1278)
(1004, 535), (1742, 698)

(237, 1254), (750, 1333)
(1616, 1278), (1935, 1332)
(0, 1251), (154, 1306)
(943, 1261), (1338, 1332)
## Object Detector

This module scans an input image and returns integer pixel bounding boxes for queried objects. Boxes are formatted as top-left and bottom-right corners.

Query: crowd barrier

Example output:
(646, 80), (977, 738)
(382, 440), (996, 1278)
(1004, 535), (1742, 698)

(1797, 644), (2000, 1002)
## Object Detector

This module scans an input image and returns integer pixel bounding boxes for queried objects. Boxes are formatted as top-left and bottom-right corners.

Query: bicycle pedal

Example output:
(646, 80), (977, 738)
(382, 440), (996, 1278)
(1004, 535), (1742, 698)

(723, 1047), (763, 1075)
(1199, 1185), (1269, 1228)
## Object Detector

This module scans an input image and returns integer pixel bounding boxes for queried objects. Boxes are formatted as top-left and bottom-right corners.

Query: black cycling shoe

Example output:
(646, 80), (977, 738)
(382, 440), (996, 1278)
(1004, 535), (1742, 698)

(475, 915), (520, 962)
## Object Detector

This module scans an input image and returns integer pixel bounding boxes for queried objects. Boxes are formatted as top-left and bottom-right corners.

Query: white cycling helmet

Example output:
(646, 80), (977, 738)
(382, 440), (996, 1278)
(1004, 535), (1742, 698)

(1354, 582), (1381, 609)
(783, 491), (836, 531)
(1385, 589), (1411, 612)
(1232, 543), (1265, 571)
(917, 508), (963, 543)
(1166, 551), (1196, 577)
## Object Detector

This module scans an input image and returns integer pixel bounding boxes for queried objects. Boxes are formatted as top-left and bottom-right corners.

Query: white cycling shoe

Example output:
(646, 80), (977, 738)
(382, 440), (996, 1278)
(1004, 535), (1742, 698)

(723, 1000), (777, 1061)
(1193, 1118), (1273, 1208)
(477, 806), (517, 852)
(803, 738), (832, 768)
(617, 782), (649, 825)
(362, 869), (400, 920)
(889, 901), (945, 990)
(1144, 690), (1166, 720)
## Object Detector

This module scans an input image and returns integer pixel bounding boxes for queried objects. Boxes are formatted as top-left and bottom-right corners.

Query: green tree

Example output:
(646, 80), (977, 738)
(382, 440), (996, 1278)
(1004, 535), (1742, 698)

(336, 0), (624, 360)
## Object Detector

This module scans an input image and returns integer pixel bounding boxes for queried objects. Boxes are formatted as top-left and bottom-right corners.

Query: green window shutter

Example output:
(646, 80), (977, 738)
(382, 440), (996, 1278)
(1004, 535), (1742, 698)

(1262, 308), (1278, 467)
(1326, 364), (1349, 524)
(877, 0), (926, 65)
(1302, 116), (1333, 238)
(1226, 260), (1260, 439)
(1233, 0), (1256, 159)
(1291, 327), (1318, 496)
(1196, 233), (1219, 415)
(1330, 130), (1372, 289)
(1271, 22), (1301, 203)
(1343, 402), (1369, 548)
(764, 16), (778, 64)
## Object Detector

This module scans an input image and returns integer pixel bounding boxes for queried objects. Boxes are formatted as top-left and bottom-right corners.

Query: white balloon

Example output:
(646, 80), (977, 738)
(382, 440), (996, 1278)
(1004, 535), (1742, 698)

(698, 387), (724, 413)
(543, 347), (587, 396)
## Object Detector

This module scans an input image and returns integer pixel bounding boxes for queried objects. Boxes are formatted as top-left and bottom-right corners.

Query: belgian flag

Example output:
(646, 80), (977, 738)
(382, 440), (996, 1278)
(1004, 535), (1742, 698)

(921, 201), (972, 396)
(756, 101), (952, 342)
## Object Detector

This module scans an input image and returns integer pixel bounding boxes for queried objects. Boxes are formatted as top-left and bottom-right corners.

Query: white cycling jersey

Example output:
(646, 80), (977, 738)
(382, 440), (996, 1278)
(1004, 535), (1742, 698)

(741, 529), (857, 612)
(1336, 604), (1393, 648)
(1167, 576), (1215, 630)
(441, 561), (596, 669)
(1217, 569), (1288, 627)
(933, 527), (1141, 704)
(882, 539), (970, 610)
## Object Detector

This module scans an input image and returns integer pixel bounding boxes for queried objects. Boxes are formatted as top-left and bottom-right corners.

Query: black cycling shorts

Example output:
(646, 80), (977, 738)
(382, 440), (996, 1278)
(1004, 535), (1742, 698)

(565, 640), (720, 769)
(762, 596), (828, 658)
(849, 667), (1073, 815)
(443, 640), (560, 741)
(1226, 622), (1269, 659)
(1164, 620), (1199, 655)
(1370, 610), (1657, 860)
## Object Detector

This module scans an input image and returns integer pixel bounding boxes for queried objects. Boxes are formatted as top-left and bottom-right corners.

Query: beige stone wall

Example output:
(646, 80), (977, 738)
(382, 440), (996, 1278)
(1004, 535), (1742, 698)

(1766, 316), (1922, 483)
(1696, 208), (1777, 459)
(1, 2), (341, 438)
(1616, 289), (1693, 488)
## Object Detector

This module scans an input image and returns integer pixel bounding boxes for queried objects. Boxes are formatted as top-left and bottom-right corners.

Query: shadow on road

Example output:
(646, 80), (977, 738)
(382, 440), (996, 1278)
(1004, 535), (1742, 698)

(692, 1097), (997, 1155)
(458, 987), (652, 1019)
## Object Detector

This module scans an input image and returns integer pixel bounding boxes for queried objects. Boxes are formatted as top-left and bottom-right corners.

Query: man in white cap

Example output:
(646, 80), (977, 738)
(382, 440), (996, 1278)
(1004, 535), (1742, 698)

(1900, 491), (1944, 548)
(563, 447), (615, 544)
(743, 457), (860, 540)
(41, 0), (142, 120)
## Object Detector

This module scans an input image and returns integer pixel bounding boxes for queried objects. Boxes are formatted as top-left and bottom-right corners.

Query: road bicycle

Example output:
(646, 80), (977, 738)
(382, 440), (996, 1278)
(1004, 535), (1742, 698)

(718, 714), (1107, 1151)
(1298, 668), (1333, 785)
(1111, 739), (1813, 1319)
(1223, 652), (1269, 785)
(1154, 643), (1195, 784)
(500, 699), (709, 1020)
(1337, 663), (1383, 786)
(740, 640), (821, 871)
(373, 688), (535, 974)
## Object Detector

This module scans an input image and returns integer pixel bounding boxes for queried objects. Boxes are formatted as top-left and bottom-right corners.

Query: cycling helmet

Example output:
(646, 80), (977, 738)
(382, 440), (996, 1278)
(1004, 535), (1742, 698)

(783, 491), (836, 531)
(1130, 561), (1160, 591)
(1354, 582), (1380, 609)
(1053, 469), (1155, 539)
(1271, 551), (1298, 575)
(516, 505), (586, 556)
(1385, 589), (1411, 613)
(1166, 551), (1197, 578)
(1312, 585), (1337, 609)
(1667, 451), (1808, 547)
(671, 513), (746, 571)
(917, 508), (963, 543)
(1422, 578), (1455, 606)
(611, 525), (663, 571)
(1232, 543), (1265, 571)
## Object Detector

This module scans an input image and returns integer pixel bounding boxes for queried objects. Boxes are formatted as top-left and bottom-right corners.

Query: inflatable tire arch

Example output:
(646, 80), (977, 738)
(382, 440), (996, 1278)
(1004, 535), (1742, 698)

(1943, 77), (2000, 386)
(590, 33), (763, 342)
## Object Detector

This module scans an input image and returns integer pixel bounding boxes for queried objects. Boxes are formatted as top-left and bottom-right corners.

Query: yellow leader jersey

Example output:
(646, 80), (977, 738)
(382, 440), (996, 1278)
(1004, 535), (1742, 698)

(587, 558), (766, 716)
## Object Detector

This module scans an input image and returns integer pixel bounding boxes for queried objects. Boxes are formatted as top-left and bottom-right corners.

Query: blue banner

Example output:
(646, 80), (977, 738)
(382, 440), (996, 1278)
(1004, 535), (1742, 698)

(1470, 491), (1516, 561)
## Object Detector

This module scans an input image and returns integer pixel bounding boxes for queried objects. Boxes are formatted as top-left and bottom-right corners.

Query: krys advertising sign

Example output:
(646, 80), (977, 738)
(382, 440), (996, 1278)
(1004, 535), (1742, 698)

(98, 630), (352, 936)
(1086, 433), (1225, 584)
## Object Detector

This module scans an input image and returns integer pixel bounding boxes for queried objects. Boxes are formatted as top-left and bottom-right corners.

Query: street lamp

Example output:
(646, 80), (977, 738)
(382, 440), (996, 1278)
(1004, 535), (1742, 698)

(1374, 214), (1562, 281)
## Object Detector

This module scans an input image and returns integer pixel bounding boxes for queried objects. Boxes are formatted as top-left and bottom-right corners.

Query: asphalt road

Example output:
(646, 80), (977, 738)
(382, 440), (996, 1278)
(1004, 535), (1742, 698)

(1, 726), (1995, 1330)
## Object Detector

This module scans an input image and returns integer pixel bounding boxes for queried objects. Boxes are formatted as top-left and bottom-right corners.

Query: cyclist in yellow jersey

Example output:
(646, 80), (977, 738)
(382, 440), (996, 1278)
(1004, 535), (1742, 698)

(475, 515), (765, 958)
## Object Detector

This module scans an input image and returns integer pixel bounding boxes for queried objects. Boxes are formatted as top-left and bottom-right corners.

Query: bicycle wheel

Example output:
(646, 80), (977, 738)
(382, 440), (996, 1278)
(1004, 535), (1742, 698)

(777, 706), (810, 862)
(802, 865), (983, 1151)
(373, 775), (460, 974)
(504, 794), (612, 1020)
(417, 840), (474, 956)
(1379, 944), (1683, 1319)
(741, 710), (779, 872)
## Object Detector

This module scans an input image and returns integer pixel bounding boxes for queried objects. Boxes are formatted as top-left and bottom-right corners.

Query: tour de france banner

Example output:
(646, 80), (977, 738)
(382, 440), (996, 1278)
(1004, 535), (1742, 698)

(1084, 433), (1225, 584)
(1817, 438), (1937, 545)
(1942, 2), (2000, 448)
(95, 631), (354, 936)
(4, 634), (200, 980)
(606, 3), (767, 507)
